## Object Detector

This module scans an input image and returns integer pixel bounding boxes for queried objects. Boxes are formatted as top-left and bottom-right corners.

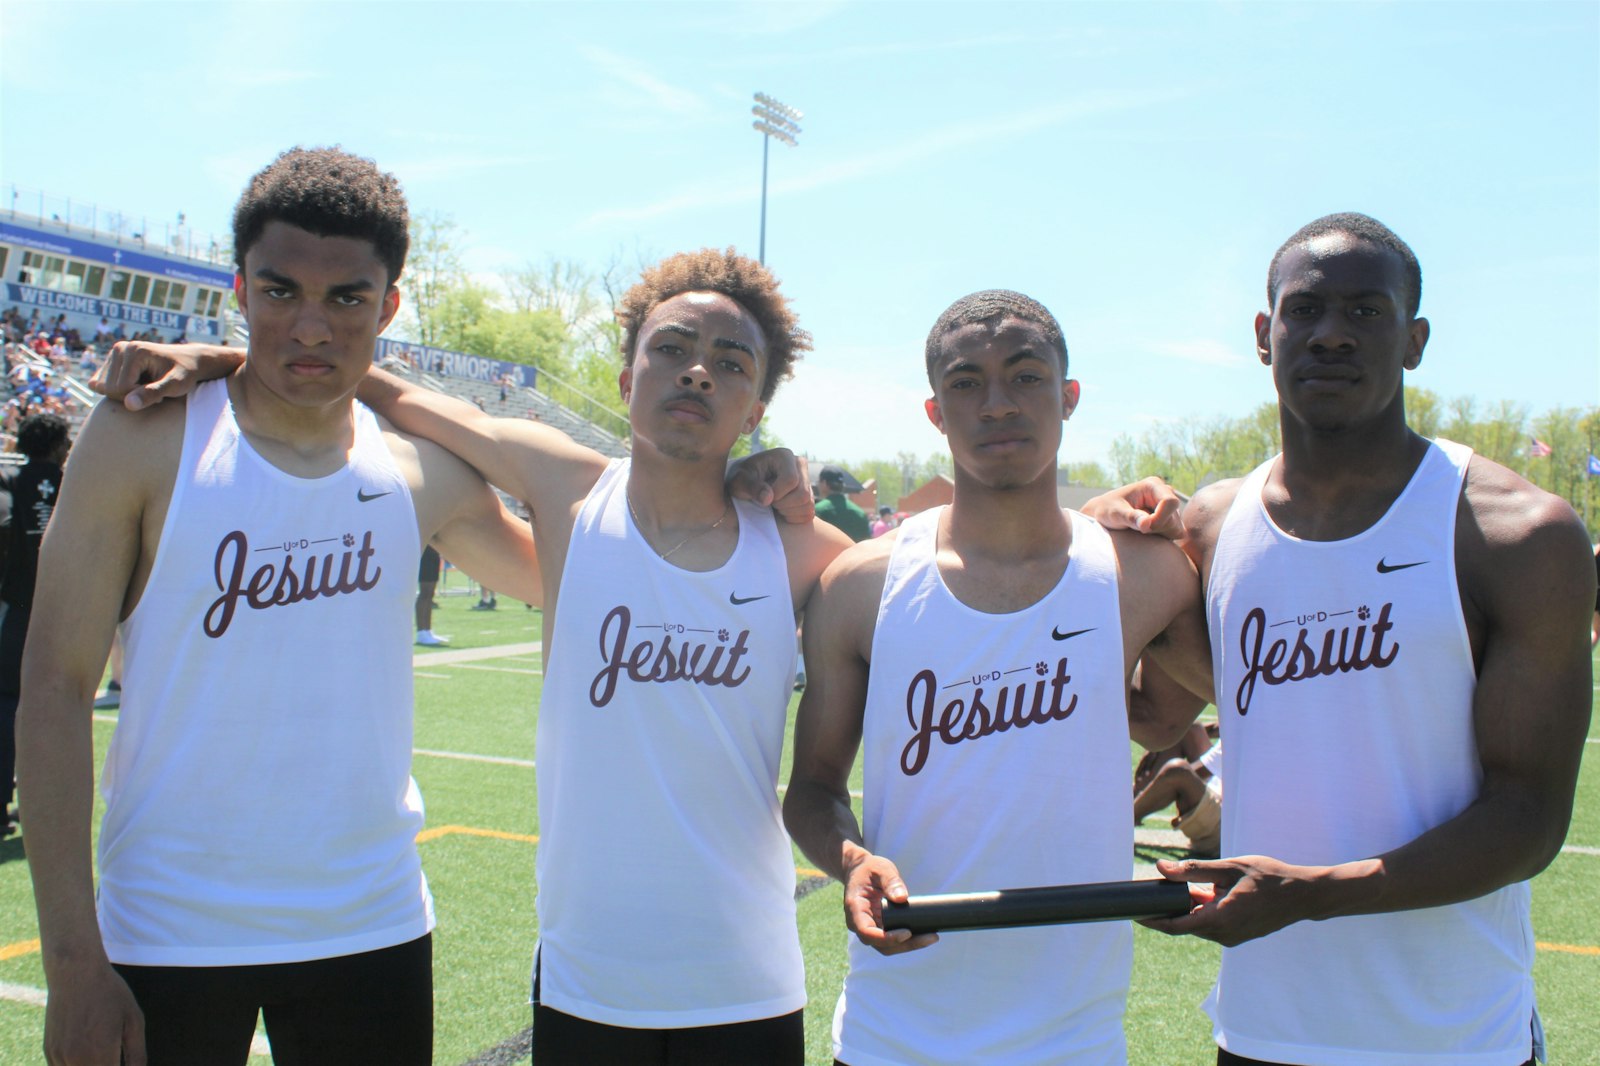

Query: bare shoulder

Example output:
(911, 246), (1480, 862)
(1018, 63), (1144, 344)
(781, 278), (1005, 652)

(806, 532), (895, 613)
(1181, 478), (1246, 547)
(1459, 454), (1594, 600)
(69, 395), (186, 495)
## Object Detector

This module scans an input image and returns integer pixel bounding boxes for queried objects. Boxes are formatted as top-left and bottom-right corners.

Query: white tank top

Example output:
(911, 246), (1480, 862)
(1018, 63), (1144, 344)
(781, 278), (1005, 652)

(534, 459), (803, 1027)
(1206, 439), (1534, 1065)
(836, 507), (1134, 1066)
(100, 379), (429, 966)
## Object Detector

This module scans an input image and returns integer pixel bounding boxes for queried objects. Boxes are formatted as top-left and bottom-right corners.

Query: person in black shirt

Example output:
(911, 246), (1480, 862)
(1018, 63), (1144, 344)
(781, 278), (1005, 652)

(1, 413), (70, 836)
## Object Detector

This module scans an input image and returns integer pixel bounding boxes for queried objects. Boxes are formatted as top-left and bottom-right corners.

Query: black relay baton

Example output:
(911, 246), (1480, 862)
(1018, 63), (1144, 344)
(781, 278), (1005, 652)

(882, 878), (1195, 935)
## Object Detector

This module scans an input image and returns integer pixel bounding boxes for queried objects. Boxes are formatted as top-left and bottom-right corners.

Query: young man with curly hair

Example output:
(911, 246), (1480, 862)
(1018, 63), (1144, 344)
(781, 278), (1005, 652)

(351, 247), (852, 1064)
(19, 146), (543, 1065)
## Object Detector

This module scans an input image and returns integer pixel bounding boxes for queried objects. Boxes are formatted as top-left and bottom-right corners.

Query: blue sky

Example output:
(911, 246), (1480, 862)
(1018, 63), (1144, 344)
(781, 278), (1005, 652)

(3, 1), (1595, 469)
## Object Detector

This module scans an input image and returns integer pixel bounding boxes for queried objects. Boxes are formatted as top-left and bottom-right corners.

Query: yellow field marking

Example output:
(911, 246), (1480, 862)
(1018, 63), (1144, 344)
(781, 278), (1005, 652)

(1537, 941), (1600, 957)
(0, 938), (40, 961)
(416, 824), (539, 845)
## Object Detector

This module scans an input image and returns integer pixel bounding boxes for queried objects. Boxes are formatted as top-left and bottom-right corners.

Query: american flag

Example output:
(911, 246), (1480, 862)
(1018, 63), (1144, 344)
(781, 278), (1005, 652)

(1529, 437), (1553, 458)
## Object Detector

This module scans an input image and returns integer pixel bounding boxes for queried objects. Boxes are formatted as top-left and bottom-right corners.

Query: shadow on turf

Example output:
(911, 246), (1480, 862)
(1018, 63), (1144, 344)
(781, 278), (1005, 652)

(1134, 842), (1192, 867)
(0, 833), (25, 866)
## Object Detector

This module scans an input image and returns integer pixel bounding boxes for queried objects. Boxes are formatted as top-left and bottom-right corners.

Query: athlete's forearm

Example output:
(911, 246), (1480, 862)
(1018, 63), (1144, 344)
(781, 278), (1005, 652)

(782, 780), (869, 884)
(17, 683), (111, 974)
(360, 367), (537, 501)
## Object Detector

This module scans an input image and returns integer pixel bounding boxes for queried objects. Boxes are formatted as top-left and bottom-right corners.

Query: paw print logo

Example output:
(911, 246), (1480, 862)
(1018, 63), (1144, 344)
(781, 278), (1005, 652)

(1035, 660), (1048, 675)
(342, 533), (355, 547)
(1357, 605), (1370, 621)
(718, 627), (729, 642)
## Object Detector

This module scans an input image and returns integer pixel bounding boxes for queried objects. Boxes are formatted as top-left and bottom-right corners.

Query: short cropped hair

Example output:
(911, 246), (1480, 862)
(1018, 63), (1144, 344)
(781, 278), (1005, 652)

(232, 147), (410, 286)
(616, 248), (807, 404)
(17, 413), (69, 460)
(924, 290), (1068, 387)
(1268, 212), (1422, 318)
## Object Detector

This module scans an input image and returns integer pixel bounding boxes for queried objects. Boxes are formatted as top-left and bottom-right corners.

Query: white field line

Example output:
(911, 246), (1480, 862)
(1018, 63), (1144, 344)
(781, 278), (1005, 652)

(445, 663), (543, 677)
(0, 980), (46, 1007)
(1563, 844), (1600, 856)
(414, 671), (453, 679)
(413, 748), (535, 769)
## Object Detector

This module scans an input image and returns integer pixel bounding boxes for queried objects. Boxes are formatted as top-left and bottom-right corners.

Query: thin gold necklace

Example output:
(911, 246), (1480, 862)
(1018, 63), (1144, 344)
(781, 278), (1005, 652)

(626, 492), (731, 561)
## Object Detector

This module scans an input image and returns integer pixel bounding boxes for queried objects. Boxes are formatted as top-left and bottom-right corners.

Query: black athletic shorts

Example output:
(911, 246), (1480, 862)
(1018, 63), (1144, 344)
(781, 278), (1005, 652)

(418, 545), (442, 584)
(113, 933), (432, 1065)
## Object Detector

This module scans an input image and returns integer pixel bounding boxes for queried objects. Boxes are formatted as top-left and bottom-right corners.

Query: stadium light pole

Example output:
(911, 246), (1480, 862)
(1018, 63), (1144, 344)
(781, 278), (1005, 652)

(751, 93), (802, 265)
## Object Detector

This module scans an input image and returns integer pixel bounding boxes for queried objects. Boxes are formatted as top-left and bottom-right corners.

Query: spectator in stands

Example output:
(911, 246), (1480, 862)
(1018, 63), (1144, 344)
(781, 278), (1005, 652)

(814, 465), (871, 542)
(870, 505), (894, 537)
(0, 413), (71, 838)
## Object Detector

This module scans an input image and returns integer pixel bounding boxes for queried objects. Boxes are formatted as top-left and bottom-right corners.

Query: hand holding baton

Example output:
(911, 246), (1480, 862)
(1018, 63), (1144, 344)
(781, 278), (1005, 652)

(882, 878), (1195, 935)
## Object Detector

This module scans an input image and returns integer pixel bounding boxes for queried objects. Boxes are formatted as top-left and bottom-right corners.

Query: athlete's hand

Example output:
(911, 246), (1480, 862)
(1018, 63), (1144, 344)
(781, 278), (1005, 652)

(842, 852), (939, 956)
(42, 960), (146, 1065)
(726, 448), (815, 524)
(1081, 477), (1185, 540)
(1141, 854), (1338, 947)
(90, 341), (244, 411)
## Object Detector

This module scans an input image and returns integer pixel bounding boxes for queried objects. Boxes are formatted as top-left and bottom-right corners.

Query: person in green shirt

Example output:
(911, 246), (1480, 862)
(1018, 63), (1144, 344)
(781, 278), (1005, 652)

(814, 465), (871, 542)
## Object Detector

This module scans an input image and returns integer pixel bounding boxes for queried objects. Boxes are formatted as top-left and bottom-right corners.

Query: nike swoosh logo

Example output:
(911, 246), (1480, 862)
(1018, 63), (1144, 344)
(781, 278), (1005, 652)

(729, 593), (770, 606)
(1376, 558), (1427, 573)
(357, 489), (392, 503)
(1052, 627), (1096, 641)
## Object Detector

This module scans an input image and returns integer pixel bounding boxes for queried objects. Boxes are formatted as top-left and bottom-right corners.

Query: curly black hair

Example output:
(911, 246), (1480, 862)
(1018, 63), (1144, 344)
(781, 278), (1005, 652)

(17, 413), (69, 461)
(1268, 212), (1422, 318)
(232, 147), (410, 285)
(616, 248), (808, 404)
(924, 290), (1068, 387)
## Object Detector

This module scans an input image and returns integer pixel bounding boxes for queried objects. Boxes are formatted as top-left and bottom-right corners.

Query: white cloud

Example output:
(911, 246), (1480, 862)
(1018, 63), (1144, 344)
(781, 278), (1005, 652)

(581, 87), (1191, 227)
(577, 45), (707, 117)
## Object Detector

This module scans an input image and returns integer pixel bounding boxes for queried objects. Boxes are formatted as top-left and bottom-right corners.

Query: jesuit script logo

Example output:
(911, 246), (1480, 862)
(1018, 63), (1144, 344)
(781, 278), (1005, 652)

(589, 604), (753, 707)
(1233, 602), (1399, 716)
(204, 529), (382, 638)
(900, 657), (1078, 776)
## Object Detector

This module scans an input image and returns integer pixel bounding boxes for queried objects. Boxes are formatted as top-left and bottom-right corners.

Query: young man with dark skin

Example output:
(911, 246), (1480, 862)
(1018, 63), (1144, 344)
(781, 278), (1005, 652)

(782, 290), (1212, 1065)
(1145, 214), (1594, 1065)
(18, 147), (546, 1066)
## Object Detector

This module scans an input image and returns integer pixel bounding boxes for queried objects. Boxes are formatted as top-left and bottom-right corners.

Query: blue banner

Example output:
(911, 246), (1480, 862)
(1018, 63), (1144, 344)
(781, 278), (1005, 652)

(5, 281), (219, 335)
(374, 337), (537, 390)
(1, 219), (234, 288)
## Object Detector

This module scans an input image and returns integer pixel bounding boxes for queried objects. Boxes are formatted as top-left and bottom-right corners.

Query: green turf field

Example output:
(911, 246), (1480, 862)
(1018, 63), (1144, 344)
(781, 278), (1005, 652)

(2, 591), (1595, 1063)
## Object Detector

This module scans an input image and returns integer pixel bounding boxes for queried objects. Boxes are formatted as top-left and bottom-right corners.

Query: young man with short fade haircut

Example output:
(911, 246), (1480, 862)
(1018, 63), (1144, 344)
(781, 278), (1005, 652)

(785, 289), (1211, 1065)
(20, 145), (543, 1065)
(1147, 212), (1594, 1065)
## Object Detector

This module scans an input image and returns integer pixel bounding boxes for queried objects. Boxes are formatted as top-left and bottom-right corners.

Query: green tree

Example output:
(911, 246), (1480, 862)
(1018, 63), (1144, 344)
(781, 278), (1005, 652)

(402, 211), (466, 348)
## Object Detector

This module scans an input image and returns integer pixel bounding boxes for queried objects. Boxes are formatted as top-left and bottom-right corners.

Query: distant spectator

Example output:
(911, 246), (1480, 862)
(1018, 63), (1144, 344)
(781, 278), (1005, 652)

(870, 505), (894, 538)
(814, 465), (870, 542)
(0, 413), (72, 837)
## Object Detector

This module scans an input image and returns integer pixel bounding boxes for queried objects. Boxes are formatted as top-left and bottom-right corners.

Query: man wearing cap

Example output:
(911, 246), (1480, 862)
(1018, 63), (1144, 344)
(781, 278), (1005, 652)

(815, 466), (871, 542)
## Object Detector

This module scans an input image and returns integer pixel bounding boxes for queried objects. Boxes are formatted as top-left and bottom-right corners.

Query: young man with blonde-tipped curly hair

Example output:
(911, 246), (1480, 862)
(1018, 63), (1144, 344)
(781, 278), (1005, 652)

(344, 246), (853, 1063)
